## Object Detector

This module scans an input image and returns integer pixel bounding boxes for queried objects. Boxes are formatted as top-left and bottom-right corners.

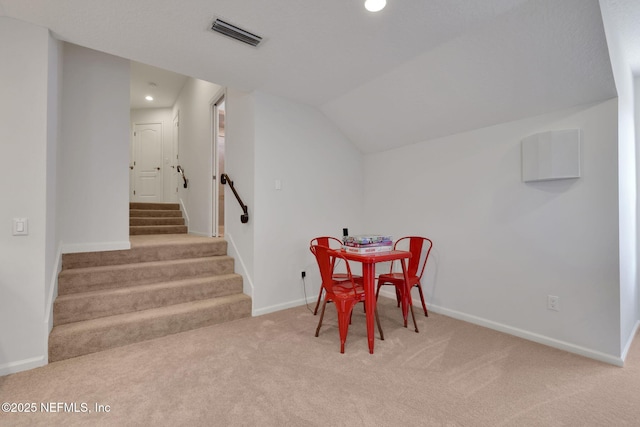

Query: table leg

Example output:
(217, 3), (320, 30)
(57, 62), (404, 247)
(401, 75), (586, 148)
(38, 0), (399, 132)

(363, 262), (376, 354)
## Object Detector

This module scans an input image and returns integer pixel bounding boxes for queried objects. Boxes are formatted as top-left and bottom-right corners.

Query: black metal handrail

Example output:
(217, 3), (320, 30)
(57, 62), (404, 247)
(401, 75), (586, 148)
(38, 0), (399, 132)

(220, 173), (249, 223)
(176, 165), (188, 188)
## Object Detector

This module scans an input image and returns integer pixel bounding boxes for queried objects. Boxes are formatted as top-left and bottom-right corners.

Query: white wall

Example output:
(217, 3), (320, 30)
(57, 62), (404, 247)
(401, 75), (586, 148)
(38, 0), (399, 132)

(0, 17), (57, 375)
(130, 108), (174, 202)
(636, 74), (640, 333)
(58, 43), (130, 253)
(225, 88), (256, 297)
(615, 49), (638, 361)
(364, 100), (621, 363)
(251, 91), (365, 314)
(172, 77), (222, 235)
(599, 0), (640, 360)
(45, 29), (63, 338)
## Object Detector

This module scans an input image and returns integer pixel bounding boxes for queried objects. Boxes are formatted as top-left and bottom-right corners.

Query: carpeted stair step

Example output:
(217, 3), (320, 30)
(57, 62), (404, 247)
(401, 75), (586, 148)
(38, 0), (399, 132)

(62, 236), (228, 269)
(48, 294), (252, 362)
(129, 202), (180, 210)
(129, 203), (186, 235)
(129, 217), (185, 226)
(58, 256), (235, 295)
(129, 209), (183, 218)
(54, 274), (244, 325)
(50, 235), (251, 363)
(130, 225), (188, 235)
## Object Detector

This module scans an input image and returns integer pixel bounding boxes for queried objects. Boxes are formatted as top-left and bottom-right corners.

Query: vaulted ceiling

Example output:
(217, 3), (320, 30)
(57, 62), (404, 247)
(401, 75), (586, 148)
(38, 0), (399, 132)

(1, 0), (637, 153)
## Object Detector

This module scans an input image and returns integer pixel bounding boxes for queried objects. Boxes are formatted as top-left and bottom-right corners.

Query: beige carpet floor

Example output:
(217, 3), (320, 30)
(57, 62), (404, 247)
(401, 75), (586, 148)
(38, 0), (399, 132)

(1, 297), (639, 426)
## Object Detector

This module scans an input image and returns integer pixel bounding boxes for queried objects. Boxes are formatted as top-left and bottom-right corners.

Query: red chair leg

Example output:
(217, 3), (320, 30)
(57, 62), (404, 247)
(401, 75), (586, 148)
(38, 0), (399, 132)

(315, 299), (328, 337)
(409, 300), (419, 333)
(416, 284), (428, 317)
(376, 281), (402, 307)
(336, 300), (357, 354)
(313, 287), (324, 315)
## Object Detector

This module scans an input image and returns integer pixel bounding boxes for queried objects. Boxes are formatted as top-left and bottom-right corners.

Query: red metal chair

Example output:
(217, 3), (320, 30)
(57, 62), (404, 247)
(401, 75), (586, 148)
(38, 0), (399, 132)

(311, 244), (384, 353)
(309, 236), (362, 315)
(376, 236), (433, 317)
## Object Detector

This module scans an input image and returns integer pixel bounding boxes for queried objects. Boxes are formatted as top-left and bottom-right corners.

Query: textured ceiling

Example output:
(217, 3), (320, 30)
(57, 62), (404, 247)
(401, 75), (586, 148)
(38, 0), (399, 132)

(130, 62), (188, 109)
(600, 0), (640, 75)
(0, 0), (626, 153)
(322, 0), (617, 152)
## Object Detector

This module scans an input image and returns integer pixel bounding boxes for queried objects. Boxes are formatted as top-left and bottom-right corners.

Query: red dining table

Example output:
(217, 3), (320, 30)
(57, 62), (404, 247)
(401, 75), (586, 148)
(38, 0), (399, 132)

(331, 249), (416, 354)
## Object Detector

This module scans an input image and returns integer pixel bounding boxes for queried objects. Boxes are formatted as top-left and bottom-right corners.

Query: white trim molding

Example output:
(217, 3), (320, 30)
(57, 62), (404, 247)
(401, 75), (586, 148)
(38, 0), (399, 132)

(621, 320), (640, 364)
(378, 289), (624, 366)
(225, 233), (255, 314)
(431, 302), (623, 366)
(0, 356), (46, 377)
(254, 297), (315, 317)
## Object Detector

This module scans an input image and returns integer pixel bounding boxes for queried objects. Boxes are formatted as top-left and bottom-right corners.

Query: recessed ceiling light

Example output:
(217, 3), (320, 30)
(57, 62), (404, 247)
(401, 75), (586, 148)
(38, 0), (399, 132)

(145, 95), (154, 101)
(365, 0), (386, 12)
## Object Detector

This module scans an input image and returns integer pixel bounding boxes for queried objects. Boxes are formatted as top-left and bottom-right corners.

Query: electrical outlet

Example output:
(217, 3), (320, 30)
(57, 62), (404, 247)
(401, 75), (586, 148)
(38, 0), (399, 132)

(547, 295), (559, 311)
(301, 271), (306, 279)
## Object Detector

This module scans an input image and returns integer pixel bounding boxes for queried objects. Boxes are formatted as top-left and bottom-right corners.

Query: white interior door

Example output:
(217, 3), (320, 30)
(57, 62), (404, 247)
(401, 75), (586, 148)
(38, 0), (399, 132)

(133, 123), (163, 202)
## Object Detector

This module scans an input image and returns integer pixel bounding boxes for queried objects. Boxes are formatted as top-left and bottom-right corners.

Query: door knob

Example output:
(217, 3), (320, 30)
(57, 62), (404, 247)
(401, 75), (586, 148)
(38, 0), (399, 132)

(156, 167), (161, 171)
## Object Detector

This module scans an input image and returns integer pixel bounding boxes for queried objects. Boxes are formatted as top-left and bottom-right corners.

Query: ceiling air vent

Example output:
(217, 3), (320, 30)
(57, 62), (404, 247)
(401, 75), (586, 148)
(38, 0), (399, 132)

(211, 19), (262, 47)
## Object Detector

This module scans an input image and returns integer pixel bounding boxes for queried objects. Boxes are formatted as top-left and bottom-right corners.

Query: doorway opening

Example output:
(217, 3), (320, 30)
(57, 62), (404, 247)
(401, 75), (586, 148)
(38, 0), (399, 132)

(212, 95), (226, 237)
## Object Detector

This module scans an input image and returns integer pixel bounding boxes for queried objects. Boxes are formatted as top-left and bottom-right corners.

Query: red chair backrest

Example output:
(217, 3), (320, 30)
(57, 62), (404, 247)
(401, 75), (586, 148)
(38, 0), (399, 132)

(310, 244), (357, 295)
(310, 236), (344, 271)
(310, 236), (343, 250)
(392, 236), (433, 279)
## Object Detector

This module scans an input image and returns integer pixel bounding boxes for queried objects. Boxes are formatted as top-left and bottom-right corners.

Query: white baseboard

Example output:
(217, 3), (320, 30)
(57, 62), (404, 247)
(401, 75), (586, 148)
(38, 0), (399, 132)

(179, 198), (189, 229)
(254, 297), (316, 317)
(225, 233), (255, 300)
(61, 240), (130, 254)
(45, 243), (63, 320)
(621, 320), (640, 363)
(378, 289), (623, 366)
(44, 242), (63, 356)
(271, 287), (626, 366)
(0, 355), (46, 377)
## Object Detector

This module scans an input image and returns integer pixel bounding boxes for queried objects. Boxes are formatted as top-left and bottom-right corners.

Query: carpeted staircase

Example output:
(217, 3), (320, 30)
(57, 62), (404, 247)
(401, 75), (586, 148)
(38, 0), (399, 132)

(129, 202), (187, 235)
(49, 234), (251, 362)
